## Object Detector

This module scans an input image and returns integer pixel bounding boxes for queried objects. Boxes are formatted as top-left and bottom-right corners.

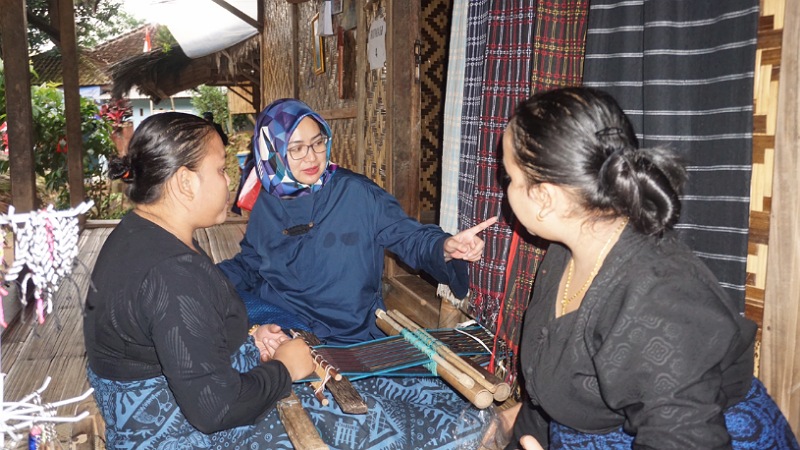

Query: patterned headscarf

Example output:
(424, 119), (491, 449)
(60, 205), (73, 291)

(254, 98), (338, 198)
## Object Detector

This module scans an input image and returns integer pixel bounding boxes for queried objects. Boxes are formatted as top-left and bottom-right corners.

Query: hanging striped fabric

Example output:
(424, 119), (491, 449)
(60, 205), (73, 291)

(437, 0), (471, 303)
(497, 0), (589, 383)
(439, 0), (470, 237)
(582, 0), (759, 308)
(456, 0), (491, 250)
(459, 0), (537, 327)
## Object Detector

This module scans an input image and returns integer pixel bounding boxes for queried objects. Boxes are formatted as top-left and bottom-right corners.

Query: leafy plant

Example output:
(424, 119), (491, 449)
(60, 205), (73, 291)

(22, 0), (143, 53)
(0, 80), (122, 219)
(99, 98), (133, 129)
(191, 85), (229, 131)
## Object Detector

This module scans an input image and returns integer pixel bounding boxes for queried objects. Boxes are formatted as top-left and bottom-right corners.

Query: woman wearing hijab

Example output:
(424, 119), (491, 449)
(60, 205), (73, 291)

(219, 98), (495, 345)
(217, 99), (495, 448)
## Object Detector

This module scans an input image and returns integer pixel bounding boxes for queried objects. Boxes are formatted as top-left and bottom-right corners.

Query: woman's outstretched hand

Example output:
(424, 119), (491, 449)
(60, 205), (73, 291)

(444, 216), (498, 262)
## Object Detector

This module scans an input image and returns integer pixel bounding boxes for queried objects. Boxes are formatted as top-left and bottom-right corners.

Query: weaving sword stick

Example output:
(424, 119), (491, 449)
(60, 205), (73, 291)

(375, 310), (494, 409)
(387, 309), (511, 402)
(293, 330), (368, 414)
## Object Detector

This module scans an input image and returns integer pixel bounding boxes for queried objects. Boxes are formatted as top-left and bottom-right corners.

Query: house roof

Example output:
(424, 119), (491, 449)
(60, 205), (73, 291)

(29, 25), (167, 88)
(31, 49), (111, 85)
(28, 22), (259, 104)
(110, 35), (259, 101)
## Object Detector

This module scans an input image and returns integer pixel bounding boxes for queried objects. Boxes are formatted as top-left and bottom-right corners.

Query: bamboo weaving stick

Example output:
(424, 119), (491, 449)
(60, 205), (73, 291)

(375, 310), (494, 409)
(387, 309), (511, 402)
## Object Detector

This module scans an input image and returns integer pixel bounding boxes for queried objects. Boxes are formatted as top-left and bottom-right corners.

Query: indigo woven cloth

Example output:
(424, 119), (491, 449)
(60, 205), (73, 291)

(237, 287), (312, 333)
(89, 338), (488, 449)
(550, 378), (800, 450)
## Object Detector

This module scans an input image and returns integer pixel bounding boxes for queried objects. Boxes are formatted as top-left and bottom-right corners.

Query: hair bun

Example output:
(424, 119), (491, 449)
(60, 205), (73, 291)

(108, 156), (134, 183)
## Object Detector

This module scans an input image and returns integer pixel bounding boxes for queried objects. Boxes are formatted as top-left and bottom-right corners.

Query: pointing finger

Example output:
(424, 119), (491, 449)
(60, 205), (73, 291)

(465, 216), (498, 235)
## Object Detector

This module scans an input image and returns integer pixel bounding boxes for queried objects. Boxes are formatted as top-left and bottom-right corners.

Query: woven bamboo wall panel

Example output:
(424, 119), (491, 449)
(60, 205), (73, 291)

(746, 0), (784, 360)
(260, 2), (358, 172)
(419, 0), (451, 216)
(361, 3), (388, 188)
(261, 1), (295, 104)
(296, 3), (359, 172)
(331, 120), (358, 171)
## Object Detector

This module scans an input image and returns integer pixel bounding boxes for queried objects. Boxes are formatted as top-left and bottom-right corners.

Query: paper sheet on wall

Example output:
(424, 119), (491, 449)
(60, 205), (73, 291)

(367, 17), (387, 70)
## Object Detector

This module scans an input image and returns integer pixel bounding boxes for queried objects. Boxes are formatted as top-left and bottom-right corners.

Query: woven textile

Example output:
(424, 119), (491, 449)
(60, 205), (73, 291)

(456, 0), (491, 249)
(439, 0), (470, 236)
(459, 0), (537, 331)
(496, 0), (589, 384)
(582, 0), (759, 308)
(90, 339), (488, 450)
(437, 0), (470, 302)
(550, 378), (800, 449)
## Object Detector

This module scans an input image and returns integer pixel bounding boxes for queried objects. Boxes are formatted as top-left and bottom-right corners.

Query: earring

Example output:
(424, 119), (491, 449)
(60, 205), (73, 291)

(536, 210), (546, 221)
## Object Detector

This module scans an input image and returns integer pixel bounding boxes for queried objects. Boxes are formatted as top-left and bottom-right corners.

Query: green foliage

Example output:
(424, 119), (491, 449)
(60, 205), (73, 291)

(24, 0), (143, 53)
(192, 85), (229, 131)
(0, 79), (122, 219)
(154, 26), (178, 53)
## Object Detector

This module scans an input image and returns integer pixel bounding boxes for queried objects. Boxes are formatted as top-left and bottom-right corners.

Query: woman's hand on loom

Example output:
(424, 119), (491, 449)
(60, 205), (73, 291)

(444, 216), (498, 262)
(273, 338), (315, 381)
(253, 324), (291, 362)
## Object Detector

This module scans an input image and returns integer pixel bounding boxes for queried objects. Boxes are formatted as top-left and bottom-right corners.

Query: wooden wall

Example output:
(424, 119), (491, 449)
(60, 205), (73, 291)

(260, 1), (360, 174)
(761, 0), (800, 438)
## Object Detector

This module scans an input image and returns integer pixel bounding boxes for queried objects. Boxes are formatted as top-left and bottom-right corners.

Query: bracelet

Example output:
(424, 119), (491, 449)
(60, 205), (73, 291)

(248, 324), (260, 336)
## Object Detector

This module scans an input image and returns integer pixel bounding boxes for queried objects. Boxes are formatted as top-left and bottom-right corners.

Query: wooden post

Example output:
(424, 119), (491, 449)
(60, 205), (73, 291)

(58, 0), (86, 208)
(385, 0), (421, 281)
(762, 0), (800, 438)
(1, 0), (37, 213)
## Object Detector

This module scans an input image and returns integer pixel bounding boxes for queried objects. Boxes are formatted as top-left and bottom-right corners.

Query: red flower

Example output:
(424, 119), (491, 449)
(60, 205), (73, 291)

(0, 122), (8, 152)
(56, 136), (68, 153)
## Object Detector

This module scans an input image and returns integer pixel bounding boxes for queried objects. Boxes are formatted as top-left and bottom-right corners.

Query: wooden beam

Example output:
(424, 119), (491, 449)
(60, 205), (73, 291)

(317, 106), (357, 121)
(762, 0), (800, 438)
(1, 0), (37, 212)
(210, 0), (261, 31)
(276, 392), (329, 450)
(58, 0), (85, 208)
(385, 0), (421, 279)
(26, 11), (61, 47)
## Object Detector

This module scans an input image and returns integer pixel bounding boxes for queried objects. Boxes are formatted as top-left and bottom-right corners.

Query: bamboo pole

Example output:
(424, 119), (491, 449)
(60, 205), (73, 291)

(387, 309), (511, 402)
(375, 310), (494, 409)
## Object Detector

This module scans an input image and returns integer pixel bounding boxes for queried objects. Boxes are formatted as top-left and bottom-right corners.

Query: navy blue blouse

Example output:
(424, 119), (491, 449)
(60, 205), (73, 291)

(218, 168), (468, 345)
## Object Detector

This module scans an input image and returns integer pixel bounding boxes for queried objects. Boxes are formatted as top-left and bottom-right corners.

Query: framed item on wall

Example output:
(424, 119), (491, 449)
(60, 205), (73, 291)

(332, 0), (343, 15)
(312, 14), (325, 74)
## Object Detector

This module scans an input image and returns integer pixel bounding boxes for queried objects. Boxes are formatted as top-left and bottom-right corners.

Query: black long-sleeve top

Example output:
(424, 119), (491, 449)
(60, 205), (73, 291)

(510, 226), (757, 449)
(84, 212), (292, 434)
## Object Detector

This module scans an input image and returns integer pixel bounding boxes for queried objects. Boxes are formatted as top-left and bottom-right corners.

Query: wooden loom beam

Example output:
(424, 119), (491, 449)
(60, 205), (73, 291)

(375, 310), (495, 409)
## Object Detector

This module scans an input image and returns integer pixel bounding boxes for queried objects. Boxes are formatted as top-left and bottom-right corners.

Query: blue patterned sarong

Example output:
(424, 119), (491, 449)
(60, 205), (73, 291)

(550, 378), (800, 449)
(89, 338), (487, 449)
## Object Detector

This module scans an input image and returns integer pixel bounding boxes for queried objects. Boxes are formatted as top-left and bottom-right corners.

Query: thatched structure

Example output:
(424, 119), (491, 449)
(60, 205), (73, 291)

(110, 35), (260, 105)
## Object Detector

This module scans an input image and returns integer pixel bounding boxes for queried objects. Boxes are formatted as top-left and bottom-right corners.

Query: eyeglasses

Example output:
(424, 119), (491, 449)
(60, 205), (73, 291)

(287, 136), (329, 160)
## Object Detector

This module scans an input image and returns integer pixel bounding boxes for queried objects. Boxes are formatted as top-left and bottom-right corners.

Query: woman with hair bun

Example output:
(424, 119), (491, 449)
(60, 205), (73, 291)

(84, 112), (315, 449)
(503, 88), (798, 449)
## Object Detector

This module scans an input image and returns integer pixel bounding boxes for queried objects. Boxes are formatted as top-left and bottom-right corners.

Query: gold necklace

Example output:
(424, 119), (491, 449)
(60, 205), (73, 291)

(560, 218), (629, 316)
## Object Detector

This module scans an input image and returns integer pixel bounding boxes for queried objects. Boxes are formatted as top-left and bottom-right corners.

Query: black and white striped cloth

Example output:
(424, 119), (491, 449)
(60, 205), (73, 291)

(582, 0), (759, 309)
